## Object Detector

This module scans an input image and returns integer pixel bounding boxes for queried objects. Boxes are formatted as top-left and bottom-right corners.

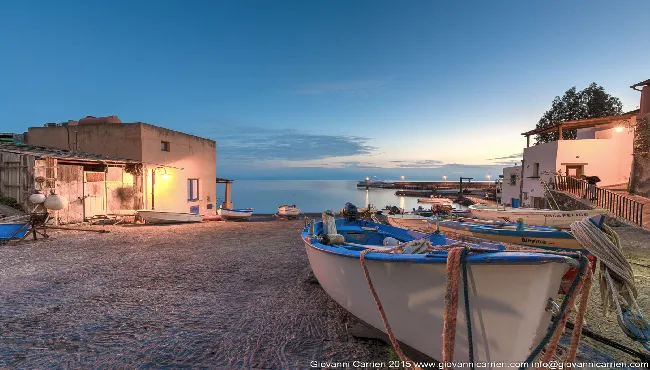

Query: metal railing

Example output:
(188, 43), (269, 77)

(554, 175), (644, 227)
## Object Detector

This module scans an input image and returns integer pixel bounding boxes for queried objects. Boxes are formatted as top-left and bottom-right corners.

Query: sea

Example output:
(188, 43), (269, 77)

(216, 180), (467, 214)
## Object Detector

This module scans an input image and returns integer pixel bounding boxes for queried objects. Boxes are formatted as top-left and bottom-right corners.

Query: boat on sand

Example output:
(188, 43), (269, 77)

(219, 208), (253, 221)
(302, 217), (578, 364)
(278, 205), (301, 217)
(137, 210), (203, 224)
(469, 204), (608, 228)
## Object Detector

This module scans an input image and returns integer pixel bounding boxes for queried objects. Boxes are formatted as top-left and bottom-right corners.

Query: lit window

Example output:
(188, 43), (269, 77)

(161, 141), (170, 152)
(188, 179), (199, 201)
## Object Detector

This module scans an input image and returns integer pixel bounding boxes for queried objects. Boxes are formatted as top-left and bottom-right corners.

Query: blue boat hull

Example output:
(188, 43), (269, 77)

(0, 223), (29, 240)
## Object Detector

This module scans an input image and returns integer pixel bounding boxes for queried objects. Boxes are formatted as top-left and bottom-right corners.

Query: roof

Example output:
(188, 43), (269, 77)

(0, 143), (141, 165)
(521, 110), (639, 136)
(631, 79), (650, 91)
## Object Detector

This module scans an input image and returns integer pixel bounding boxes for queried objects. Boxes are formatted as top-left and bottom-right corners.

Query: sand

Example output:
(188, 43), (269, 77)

(0, 220), (385, 369)
(0, 220), (648, 368)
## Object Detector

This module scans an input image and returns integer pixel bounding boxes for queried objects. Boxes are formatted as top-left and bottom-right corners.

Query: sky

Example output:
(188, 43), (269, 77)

(0, 0), (648, 180)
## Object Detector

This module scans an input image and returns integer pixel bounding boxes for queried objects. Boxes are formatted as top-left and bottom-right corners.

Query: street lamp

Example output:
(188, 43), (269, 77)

(443, 175), (447, 183)
(487, 174), (491, 182)
(401, 175), (405, 181)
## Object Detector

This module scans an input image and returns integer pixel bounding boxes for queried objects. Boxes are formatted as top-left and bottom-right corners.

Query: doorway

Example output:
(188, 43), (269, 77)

(565, 165), (584, 178)
(83, 171), (106, 219)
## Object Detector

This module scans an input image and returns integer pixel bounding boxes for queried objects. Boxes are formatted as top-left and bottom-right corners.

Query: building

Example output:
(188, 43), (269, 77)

(503, 109), (639, 208)
(25, 116), (217, 216)
(0, 143), (143, 224)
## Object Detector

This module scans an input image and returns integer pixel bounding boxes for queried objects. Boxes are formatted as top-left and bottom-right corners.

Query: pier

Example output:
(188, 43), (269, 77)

(360, 181), (496, 190)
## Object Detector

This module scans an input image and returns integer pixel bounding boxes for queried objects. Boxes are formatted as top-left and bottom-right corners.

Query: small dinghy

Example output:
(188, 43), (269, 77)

(469, 204), (608, 229)
(278, 204), (301, 217)
(219, 208), (253, 221)
(137, 210), (203, 224)
(302, 216), (580, 365)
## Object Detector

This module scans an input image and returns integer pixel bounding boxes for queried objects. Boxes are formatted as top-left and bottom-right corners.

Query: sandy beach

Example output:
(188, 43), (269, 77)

(0, 219), (648, 368)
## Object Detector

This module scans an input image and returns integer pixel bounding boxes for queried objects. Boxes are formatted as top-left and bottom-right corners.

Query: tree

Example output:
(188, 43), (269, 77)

(534, 83), (623, 145)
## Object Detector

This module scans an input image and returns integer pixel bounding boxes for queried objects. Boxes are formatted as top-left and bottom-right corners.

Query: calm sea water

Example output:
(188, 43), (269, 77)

(216, 180), (466, 214)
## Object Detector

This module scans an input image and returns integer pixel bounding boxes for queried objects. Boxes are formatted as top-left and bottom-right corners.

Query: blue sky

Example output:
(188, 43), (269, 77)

(1, 0), (647, 180)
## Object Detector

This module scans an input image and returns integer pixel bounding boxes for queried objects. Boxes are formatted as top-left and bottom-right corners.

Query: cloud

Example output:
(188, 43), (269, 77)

(293, 79), (388, 95)
(390, 159), (444, 168)
(215, 127), (377, 162)
(336, 161), (382, 168)
(487, 153), (523, 161)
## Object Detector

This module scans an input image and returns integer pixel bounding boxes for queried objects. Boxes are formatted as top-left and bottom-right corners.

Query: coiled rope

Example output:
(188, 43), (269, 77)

(570, 218), (649, 351)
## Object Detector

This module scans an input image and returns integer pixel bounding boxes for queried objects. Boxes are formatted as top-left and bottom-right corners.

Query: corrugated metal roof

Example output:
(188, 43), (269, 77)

(0, 143), (141, 164)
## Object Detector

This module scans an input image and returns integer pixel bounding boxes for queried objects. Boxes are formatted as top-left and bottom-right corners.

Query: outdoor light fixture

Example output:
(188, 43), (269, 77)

(365, 177), (369, 181)
(615, 126), (624, 133)
(401, 175), (405, 181)
(160, 168), (170, 180)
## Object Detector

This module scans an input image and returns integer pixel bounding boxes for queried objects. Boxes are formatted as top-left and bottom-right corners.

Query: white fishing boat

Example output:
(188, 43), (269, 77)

(219, 207), (253, 221)
(302, 218), (577, 365)
(278, 204), (301, 217)
(137, 210), (203, 224)
(469, 204), (608, 228)
(386, 213), (431, 232)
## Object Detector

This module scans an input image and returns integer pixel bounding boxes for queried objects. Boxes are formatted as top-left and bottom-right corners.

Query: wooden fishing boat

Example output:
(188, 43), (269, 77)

(278, 205), (301, 217)
(302, 218), (576, 364)
(219, 208), (253, 221)
(417, 197), (453, 204)
(137, 210), (203, 224)
(386, 214), (431, 232)
(469, 204), (608, 228)
(430, 218), (583, 250)
(0, 222), (30, 240)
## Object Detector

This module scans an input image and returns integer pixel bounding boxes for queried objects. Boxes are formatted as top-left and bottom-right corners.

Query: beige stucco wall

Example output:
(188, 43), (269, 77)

(521, 142), (558, 206)
(555, 126), (634, 186)
(26, 122), (217, 216)
(501, 166), (521, 206)
(520, 120), (635, 207)
(140, 124), (216, 216)
(27, 124), (144, 160)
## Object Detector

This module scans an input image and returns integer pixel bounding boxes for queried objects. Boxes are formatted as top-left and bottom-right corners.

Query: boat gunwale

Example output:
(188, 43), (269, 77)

(301, 221), (579, 266)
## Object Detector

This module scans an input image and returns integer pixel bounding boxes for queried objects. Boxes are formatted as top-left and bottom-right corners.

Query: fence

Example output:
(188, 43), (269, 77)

(554, 175), (644, 227)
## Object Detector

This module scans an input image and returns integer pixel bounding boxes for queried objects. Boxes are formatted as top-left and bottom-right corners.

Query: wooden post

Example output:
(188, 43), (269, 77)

(558, 125), (563, 140)
(526, 135), (530, 148)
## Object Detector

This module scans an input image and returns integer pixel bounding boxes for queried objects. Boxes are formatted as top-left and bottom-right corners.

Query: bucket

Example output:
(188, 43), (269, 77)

(511, 198), (520, 208)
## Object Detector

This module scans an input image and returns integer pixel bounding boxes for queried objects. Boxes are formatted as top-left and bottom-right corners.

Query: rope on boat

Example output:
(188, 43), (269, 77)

(359, 242), (422, 370)
(570, 219), (650, 351)
(519, 254), (593, 369)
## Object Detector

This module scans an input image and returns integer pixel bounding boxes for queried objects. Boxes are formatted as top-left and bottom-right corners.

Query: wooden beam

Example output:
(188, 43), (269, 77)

(558, 125), (563, 140)
(526, 135), (530, 148)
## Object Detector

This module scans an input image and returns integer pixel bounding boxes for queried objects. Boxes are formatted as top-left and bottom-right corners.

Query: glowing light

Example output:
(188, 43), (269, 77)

(487, 174), (491, 181)
(401, 175), (405, 181)
(160, 168), (171, 180)
(365, 177), (369, 181)
(615, 127), (624, 133)
(443, 175), (447, 181)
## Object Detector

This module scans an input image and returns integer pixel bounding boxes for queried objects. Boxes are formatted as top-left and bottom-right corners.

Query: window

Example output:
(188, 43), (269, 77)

(509, 174), (517, 185)
(188, 179), (199, 201)
(161, 141), (170, 152)
(533, 163), (540, 177)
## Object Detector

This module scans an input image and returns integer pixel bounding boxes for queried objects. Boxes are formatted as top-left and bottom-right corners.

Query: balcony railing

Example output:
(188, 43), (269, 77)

(554, 175), (644, 227)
